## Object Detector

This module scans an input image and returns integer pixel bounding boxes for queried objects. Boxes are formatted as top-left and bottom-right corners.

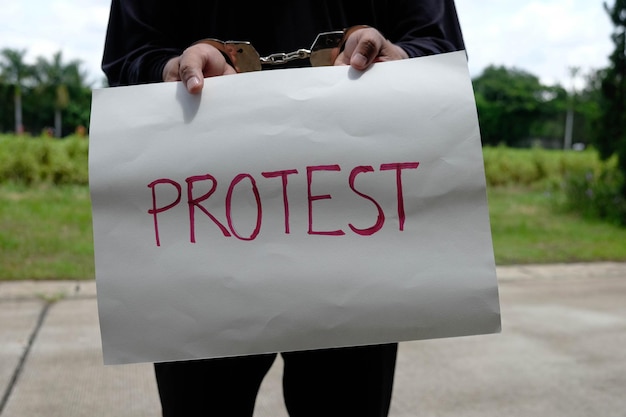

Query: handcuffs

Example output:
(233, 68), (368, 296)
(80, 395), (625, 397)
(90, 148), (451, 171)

(193, 25), (369, 73)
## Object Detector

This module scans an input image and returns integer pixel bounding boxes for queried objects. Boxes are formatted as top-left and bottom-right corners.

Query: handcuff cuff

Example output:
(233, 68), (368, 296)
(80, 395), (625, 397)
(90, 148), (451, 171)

(193, 25), (369, 73)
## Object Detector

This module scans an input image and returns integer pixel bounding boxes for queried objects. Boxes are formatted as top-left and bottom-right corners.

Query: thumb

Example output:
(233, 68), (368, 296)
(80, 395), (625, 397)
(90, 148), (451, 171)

(179, 44), (236, 94)
(344, 29), (382, 70)
(184, 74), (203, 94)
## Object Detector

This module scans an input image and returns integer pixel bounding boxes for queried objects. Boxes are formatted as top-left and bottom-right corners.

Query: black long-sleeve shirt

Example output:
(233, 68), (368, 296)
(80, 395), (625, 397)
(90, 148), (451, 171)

(102, 0), (465, 87)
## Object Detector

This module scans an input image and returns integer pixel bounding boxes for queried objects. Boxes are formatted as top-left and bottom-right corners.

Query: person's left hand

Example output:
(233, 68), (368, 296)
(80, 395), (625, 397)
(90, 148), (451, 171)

(334, 27), (409, 70)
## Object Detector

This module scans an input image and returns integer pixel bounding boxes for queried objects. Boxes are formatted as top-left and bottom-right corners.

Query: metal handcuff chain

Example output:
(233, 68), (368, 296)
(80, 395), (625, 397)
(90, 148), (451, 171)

(193, 25), (369, 73)
(260, 48), (312, 65)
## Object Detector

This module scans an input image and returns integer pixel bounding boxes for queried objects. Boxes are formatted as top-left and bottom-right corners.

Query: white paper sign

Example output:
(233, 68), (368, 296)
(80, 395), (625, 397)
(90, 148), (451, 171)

(89, 51), (501, 365)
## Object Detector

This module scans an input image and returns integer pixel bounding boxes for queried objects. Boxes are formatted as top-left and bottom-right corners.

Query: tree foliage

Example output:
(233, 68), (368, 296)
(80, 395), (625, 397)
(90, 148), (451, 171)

(0, 48), (32, 133)
(0, 48), (92, 136)
(472, 66), (567, 147)
(34, 52), (90, 137)
(594, 0), (626, 196)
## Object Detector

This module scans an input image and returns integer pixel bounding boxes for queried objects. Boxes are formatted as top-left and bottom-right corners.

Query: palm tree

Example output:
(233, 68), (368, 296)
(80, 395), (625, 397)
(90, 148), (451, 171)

(0, 48), (31, 134)
(34, 51), (87, 137)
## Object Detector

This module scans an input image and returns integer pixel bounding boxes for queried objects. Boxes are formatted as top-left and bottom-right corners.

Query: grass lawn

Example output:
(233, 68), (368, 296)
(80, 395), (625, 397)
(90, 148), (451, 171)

(1, 184), (626, 280)
(0, 184), (94, 280)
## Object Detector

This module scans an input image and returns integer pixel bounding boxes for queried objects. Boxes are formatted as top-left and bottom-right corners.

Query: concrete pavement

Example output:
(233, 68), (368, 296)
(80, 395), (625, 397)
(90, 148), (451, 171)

(1, 262), (625, 417)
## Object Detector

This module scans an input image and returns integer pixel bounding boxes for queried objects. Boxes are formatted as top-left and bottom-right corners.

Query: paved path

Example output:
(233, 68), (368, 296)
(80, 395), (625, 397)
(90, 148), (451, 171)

(1, 262), (625, 417)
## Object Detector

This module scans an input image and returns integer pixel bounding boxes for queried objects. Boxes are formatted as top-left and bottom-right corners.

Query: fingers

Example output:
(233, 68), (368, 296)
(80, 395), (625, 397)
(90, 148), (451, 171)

(163, 27), (407, 94)
(343, 28), (382, 70)
(179, 44), (235, 93)
(162, 43), (236, 94)
(335, 27), (409, 70)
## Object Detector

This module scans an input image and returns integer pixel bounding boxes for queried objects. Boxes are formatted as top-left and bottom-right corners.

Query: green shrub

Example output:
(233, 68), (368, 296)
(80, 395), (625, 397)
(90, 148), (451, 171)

(482, 145), (625, 224)
(483, 145), (601, 188)
(561, 155), (626, 225)
(0, 137), (41, 184)
(0, 135), (89, 185)
(1, 135), (624, 226)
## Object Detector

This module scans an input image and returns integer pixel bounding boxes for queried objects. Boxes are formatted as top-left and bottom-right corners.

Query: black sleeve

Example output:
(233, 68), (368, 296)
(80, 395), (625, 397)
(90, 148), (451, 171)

(102, 0), (184, 87)
(382, 0), (465, 58)
(102, 0), (466, 87)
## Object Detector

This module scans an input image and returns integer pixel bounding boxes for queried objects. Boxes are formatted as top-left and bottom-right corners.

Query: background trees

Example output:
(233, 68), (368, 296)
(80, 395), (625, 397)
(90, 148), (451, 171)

(0, 0), (623, 156)
(472, 66), (567, 147)
(594, 0), (626, 198)
(0, 49), (595, 144)
(0, 48), (31, 134)
(0, 48), (91, 136)
(34, 52), (91, 137)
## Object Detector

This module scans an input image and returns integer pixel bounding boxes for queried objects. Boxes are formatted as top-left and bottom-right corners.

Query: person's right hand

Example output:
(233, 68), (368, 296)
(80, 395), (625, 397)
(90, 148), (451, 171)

(162, 43), (236, 94)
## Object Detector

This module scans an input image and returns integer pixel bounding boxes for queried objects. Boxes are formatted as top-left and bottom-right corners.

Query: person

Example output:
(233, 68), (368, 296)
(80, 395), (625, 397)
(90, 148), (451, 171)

(102, 1), (465, 416)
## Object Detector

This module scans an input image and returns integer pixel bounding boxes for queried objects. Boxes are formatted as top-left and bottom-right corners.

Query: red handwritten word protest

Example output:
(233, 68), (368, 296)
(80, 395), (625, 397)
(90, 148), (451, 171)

(148, 162), (419, 246)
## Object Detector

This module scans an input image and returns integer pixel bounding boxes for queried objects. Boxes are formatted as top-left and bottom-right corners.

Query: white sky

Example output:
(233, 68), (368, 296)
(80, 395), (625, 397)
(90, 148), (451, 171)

(0, 0), (615, 88)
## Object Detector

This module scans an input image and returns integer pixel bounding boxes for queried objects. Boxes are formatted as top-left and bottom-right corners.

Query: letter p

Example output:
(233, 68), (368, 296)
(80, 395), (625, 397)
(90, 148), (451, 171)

(148, 179), (182, 246)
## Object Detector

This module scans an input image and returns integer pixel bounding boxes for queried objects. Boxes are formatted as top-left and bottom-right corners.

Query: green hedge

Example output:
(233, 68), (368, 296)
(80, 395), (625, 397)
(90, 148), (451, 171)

(0, 135), (621, 191)
(1, 135), (624, 223)
(560, 157), (626, 224)
(482, 145), (608, 188)
(483, 145), (625, 224)
(0, 135), (89, 185)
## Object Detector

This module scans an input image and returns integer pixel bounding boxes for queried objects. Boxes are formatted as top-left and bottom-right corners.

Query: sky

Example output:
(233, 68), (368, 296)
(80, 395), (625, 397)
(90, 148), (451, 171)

(0, 0), (616, 89)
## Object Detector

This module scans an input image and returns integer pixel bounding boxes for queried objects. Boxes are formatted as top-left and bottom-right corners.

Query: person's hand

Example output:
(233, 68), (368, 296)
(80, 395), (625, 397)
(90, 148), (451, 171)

(334, 27), (409, 70)
(162, 43), (236, 94)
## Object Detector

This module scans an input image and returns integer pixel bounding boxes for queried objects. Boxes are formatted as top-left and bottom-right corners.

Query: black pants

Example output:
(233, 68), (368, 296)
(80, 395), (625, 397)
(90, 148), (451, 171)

(155, 343), (398, 417)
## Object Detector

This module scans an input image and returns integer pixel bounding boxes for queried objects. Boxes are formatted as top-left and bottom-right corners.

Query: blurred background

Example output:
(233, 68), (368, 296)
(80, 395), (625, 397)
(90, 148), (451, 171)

(1, 3), (625, 417)
(1, 0), (625, 277)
